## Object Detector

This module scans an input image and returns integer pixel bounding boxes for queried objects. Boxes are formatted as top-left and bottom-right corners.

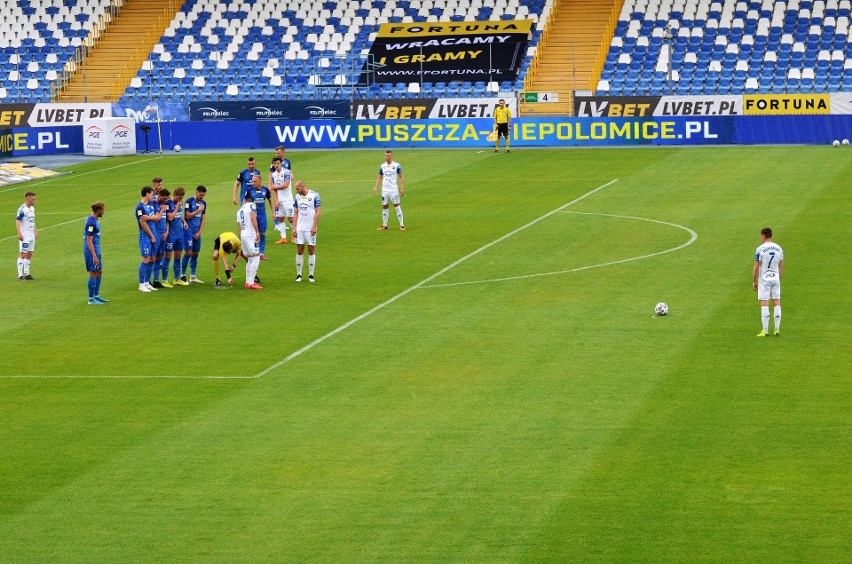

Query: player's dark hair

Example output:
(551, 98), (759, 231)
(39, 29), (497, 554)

(276, 145), (285, 151)
(196, 185), (207, 193)
(761, 227), (773, 238)
(247, 157), (255, 162)
(152, 177), (163, 184)
(173, 186), (185, 197)
(222, 241), (233, 253)
(25, 191), (36, 197)
(141, 186), (153, 196)
(272, 157), (282, 164)
(159, 188), (170, 197)
(91, 202), (105, 213)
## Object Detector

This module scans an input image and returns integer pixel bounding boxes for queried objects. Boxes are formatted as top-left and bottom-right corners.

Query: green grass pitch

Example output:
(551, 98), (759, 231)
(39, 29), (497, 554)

(0, 146), (849, 561)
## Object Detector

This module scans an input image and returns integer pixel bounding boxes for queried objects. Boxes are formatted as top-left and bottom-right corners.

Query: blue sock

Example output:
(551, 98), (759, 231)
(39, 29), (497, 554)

(190, 254), (198, 275)
(174, 256), (182, 280)
(260, 234), (266, 254)
(181, 254), (190, 277)
(147, 261), (155, 283)
(95, 275), (102, 296)
(138, 262), (147, 284)
(162, 257), (171, 280)
(153, 259), (161, 281)
(88, 278), (97, 298)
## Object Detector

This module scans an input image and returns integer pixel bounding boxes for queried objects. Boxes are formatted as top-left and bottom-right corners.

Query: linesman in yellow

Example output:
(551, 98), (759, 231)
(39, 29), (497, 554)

(493, 98), (512, 153)
(212, 231), (243, 287)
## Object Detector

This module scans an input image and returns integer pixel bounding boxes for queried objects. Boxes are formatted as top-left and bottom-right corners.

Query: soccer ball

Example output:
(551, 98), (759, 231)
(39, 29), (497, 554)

(832, 140), (840, 147)
(173, 144), (182, 152)
(655, 302), (669, 316)
(843, 139), (850, 146)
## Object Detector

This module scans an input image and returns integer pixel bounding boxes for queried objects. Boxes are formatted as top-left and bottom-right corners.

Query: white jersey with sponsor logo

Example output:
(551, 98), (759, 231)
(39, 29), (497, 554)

(379, 161), (402, 192)
(237, 202), (257, 239)
(271, 169), (293, 204)
(16, 204), (36, 236)
(294, 190), (321, 231)
(755, 241), (783, 281)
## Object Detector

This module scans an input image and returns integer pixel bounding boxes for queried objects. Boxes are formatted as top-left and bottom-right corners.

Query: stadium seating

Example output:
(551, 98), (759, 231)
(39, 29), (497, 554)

(598, 0), (852, 96)
(120, 0), (550, 103)
(0, 0), (114, 103)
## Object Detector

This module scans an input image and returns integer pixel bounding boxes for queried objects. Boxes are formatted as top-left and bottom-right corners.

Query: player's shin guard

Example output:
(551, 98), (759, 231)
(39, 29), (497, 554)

(22, 259), (30, 276)
(260, 234), (266, 254)
(162, 257), (171, 280)
(308, 254), (316, 276)
(181, 254), (190, 276)
(139, 262), (147, 284)
(213, 259), (220, 279)
(761, 306), (770, 332)
(17, 258), (23, 277)
(95, 275), (102, 296)
(190, 254), (198, 275)
(774, 305), (781, 331)
(173, 257), (182, 280)
(382, 208), (389, 227)
(295, 254), (304, 276)
(396, 206), (404, 227)
(88, 277), (97, 298)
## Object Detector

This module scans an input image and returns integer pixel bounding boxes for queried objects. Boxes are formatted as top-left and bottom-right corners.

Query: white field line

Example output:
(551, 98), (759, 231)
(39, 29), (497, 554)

(0, 216), (88, 242)
(0, 156), (161, 194)
(1, 179), (619, 380)
(422, 211), (698, 289)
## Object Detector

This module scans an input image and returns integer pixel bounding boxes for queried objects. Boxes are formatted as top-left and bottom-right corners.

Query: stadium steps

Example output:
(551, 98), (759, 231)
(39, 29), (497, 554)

(522, 0), (622, 116)
(57, 0), (179, 103)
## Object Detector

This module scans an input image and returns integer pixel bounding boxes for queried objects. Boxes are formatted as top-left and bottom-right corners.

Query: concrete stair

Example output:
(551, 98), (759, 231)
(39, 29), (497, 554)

(522, 0), (622, 116)
(58, 0), (178, 102)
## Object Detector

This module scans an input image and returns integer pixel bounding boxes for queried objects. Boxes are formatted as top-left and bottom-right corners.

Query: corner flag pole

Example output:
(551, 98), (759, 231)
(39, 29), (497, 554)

(156, 105), (163, 156)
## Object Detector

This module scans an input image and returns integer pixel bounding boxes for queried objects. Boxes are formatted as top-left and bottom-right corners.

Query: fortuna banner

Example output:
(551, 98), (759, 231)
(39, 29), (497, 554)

(359, 20), (532, 85)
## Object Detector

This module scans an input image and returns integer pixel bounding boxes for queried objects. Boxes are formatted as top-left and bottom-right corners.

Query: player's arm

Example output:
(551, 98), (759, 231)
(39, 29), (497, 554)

(232, 178), (241, 205)
(507, 109), (512, 128)
(185, 202), (202, 219)
(398, 171), (405, 197)
(251, 210), (259, 240)
(86, 234), (99, 266)
(777, 259), (783, 279)
(752, 259), (760, 290)
(15, 218), (23, 241)
(266, 190), (275, 214)
(373, 173), (382, 195)
(167, 204), (179, 221)
(198, 210), (206, 235)
(311, 205), (321, 235)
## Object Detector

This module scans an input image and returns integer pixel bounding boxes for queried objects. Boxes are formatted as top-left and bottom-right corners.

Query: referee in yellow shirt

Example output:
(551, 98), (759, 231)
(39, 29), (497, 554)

(212, 231), (243, 286)
(493, 98), (512, 153)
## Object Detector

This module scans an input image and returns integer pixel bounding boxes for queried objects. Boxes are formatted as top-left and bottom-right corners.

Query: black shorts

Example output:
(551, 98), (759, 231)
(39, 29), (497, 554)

(213, 236), (221, 251)
(496, 122), (509, 137)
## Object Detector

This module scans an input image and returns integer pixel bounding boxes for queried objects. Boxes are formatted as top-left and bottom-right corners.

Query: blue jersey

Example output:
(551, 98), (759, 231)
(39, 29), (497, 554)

(270, 158), (291, 172)
(167, 199), (185, 237)
(184, 197), (206, 233)
(246, 186), (272, 217)
(152, 200), (167, 236)
(135, 201), (156, 238)
(83, 216), (101, 255)
(237, 168), (261, 200)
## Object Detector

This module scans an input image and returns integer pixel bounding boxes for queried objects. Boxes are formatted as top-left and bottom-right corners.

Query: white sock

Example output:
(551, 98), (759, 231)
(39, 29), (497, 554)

(382, 208), (389, 226)
(774, 305), (781, 331)
(296, 254), (303, 275)
(250, 256), (260, 283)
(17, 258), (23, 277)
(761, 306), (770, 332)
(309, 254), (316, 276)
(396, 206), (404, 226)
(22, 259), (30, 276)
(245, 258), (253, 283)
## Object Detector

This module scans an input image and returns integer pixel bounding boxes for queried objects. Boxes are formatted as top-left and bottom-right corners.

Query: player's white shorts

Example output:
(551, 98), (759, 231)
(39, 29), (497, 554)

(276, 202), (294, 219)
(294, 230), (316, 246)
(19, 237), (35, 254)
(241, 234), (260, 256)
(381, 190), (401, 206)
(757, 272), (781, 300)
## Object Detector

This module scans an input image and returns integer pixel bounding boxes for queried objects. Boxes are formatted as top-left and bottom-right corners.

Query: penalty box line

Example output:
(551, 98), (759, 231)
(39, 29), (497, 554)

(0, 179), (618, 380)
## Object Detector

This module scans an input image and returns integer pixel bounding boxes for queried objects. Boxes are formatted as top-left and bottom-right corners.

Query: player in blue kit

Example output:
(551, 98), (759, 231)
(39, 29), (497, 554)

(84, 201), (107, 304)
(150, 188), (170, 288)
(164, 186), (189, 286)
(232, 156), (261, 205)
(180, 185), (207, 284)
(135, 186), (159, 293)
(245, 174), (273, 259)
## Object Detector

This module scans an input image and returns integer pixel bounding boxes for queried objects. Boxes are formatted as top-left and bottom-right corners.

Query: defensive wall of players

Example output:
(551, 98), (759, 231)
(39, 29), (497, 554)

(1, 93), (851, 157)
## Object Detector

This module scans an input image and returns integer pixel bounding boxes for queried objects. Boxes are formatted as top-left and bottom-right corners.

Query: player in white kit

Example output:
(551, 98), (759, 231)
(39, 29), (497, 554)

(237, 195), (262, 289)
(15, 191), (38, 280)
(752, 227), (784, 336)
(270, 158), (293, 244)
(293, 180), (321, 283)
(372, 150), (405, 231)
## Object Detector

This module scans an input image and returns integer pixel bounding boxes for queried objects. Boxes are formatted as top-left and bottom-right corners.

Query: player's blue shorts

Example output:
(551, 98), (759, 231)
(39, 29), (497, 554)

(184, 231), (201, 253)
(257, 215), (267, 233)
(166, 232), (184, 252)
(139, 234), (154, 258)
(153, 233), (167, 256)
(84, 252), (102, 272)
